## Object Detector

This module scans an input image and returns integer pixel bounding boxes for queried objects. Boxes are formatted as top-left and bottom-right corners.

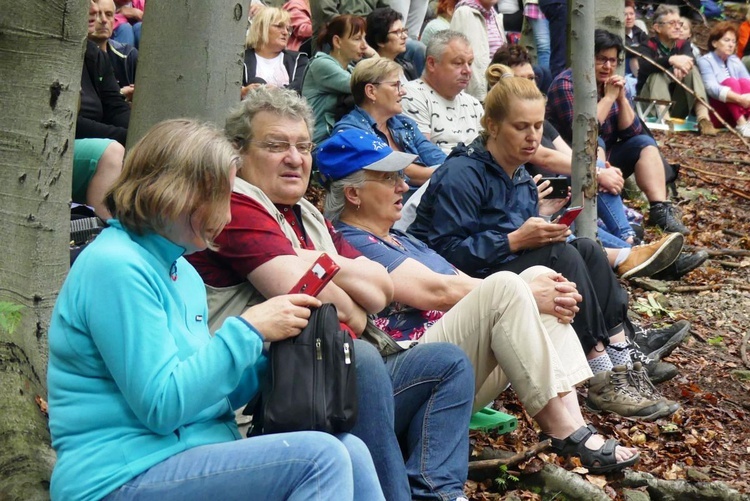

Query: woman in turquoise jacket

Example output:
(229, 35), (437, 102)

(46, 119), (383, 501)
(302, 14), (369, 143)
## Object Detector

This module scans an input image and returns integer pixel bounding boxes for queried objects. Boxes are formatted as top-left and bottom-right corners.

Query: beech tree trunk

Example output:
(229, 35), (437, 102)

(569, 0), (598, 238)
(127, 0), (247, 146)
(0, 0), (88, 498)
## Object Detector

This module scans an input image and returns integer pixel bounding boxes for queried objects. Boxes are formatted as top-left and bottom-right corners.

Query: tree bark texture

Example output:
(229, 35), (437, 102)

(127, 0), (247, 147)
(569, 0), (598, 239)
(0, 0), (88, 498)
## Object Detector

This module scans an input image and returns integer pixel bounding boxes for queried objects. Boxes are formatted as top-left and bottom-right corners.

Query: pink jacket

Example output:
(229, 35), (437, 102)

(113, 0), (145, 30)
(283, 0), (312, 52)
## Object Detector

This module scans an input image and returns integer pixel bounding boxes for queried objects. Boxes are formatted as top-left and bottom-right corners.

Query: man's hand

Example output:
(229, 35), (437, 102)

(669, 54), (693, 74)
(597, 162), (624, 194)
(529, 272), (582, 323)
(120, 84), (134, 102)
(241, 294), (321, 342)
(117, 6), (143, 21)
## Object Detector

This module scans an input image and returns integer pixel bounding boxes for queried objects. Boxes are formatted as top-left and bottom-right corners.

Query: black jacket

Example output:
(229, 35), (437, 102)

(243, 48), (309, 93)
(77, 40), (130, 145)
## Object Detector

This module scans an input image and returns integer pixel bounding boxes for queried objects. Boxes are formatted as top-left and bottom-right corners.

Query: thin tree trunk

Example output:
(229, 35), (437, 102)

(569, 0), (597, 239)
(127, 0), (247, 146)
(0, 0), (88, 498)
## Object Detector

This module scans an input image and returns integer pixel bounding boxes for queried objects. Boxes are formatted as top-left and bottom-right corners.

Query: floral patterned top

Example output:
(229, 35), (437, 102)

(335, 222), (459, 342)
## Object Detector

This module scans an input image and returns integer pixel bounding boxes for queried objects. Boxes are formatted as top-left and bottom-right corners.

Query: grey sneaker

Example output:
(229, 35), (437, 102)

(586, 366), (672, 421)
(629, 343), (679, 383)
(628, 362), (680, 416)
(632, 320), (691, 361)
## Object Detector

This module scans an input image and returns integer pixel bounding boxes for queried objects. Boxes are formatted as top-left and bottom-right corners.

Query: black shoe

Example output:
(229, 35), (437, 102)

(632, 320), (691, 361)
(630, 344), (679, 384)
(648, 202), (690, 235)
(652, 251), (709, 281)
(630, 223), (644, 244)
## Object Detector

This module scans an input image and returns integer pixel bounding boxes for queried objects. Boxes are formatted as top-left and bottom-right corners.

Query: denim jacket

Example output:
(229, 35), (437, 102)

(409, 137), (539, 278)
(333, 106), (447, 169)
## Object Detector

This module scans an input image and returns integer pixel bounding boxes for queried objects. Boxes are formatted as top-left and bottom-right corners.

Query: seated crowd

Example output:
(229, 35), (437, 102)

(52, 0), (737, 499)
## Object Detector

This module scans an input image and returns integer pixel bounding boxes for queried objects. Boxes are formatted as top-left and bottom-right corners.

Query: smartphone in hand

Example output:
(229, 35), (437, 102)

(288, 253), (341, 297)
(537, 176), (570, 199)
(557, 206), (583, 227)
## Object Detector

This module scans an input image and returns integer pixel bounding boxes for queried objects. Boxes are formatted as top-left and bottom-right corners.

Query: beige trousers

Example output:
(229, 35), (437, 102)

(419, 266), (592, 416)
(640, 66), (709, 118)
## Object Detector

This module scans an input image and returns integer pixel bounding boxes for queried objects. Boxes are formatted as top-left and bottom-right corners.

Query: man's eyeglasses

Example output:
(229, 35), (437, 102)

(250, 140), (315, 154)
(372, 80), (403, 91)
(657, 20), (684, 27)
(365, 170), (406, 186)
(595, 55), (620, 67)
(271, 23), (293, 35)
(387, 28), (409, 38)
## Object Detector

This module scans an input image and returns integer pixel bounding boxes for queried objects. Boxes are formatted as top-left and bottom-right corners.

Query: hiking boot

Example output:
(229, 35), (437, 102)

(628, 362), (680, 415)
(698, 118), (718, 136)
(632, 320), (691, 361)
(586, 366), (672, 420)
(616, 233), (684, 279)
(651, 250), (709, 281)
(648, 202), (690, 235)
(629, 343), (679, 384)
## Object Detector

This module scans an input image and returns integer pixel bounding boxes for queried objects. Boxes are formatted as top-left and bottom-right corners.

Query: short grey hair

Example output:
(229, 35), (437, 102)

(224, 86), (314, 152)
(653, 4), (679, 24)
(324, 170), (367, 223)
(425, 30), (470, 66)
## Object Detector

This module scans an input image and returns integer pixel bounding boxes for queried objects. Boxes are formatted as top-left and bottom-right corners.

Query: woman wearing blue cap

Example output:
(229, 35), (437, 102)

(317, 127), (643, 475)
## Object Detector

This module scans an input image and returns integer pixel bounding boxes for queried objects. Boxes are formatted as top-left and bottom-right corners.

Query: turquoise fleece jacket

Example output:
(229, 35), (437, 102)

(47, 221), (266, 501)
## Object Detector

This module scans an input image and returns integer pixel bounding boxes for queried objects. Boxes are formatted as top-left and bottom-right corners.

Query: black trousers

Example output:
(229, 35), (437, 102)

(494, 238), (629, 354)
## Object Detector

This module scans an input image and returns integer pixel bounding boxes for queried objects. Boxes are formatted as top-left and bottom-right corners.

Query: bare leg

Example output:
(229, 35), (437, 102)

(633, 145), (667, 202)
(86, 141), (124, 219)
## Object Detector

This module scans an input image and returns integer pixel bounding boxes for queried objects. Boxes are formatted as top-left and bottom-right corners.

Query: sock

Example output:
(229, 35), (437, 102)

(606, 341), (632, 368)
(588, 353), (614, 374)
(614, 248), (631, 268)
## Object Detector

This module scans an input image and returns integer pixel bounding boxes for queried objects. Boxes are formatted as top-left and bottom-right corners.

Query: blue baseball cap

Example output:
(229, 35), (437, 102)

(316, 129), (416, 183)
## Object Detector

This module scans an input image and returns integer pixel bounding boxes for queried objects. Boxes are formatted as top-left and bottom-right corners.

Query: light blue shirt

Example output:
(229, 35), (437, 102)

(697, 51), (750, 102)
(48, 221), (266, 501)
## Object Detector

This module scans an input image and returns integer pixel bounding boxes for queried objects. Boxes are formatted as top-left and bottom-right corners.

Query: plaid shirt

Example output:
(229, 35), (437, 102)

(546, 68), (643, 152)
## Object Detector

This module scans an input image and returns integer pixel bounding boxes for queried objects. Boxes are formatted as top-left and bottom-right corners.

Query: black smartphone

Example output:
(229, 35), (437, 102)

(538, 177), (570, 199)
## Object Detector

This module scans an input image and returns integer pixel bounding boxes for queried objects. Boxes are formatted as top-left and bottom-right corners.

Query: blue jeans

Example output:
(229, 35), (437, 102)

(538, 2), (566, 78)
(527, 16), (550, 70)
(352, 340), (473, 501)
(598, 227), (630, 249)
(113, 22), (142, 48)
(404, 38), (426, 76)
(597, 192), (636, 246)
(102, 432), (383, 501)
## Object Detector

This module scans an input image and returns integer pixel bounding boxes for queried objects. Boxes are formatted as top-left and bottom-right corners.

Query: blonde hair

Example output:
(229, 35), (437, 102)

(105, 119), (238, 249)
(350, 57), (402, 104)
(481, 64), (544, 132)
(485, 63), (516, 90)
(246, 7), (291, 49)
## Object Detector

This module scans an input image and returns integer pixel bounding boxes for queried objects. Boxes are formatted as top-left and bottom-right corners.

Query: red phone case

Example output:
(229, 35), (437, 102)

(288, 254), (341, 297)
(558, 206), (583, 226)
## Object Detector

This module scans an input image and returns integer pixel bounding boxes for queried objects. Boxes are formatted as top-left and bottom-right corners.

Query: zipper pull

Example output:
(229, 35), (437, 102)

(316, 338), (322, 360)
(343, 342), (351, 365)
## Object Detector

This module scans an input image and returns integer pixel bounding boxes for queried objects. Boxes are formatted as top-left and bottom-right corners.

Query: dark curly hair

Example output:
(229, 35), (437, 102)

(365, 7), (404, 50)
(491, 44), (531, 68)
(594, 29), (624, 61)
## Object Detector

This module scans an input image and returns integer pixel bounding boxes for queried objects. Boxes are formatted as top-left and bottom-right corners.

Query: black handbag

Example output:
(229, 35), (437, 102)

(247, 303), (358, 435)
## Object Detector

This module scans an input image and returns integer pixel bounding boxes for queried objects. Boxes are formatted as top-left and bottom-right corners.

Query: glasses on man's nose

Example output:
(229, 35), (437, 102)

(388, 28), (409, 38)
(271, 23), (293, 35)
(595, 56), (619, 67)
(658, 20), (684, 27)
(250, 140), (315, 154)
(364, 171), (407, 187)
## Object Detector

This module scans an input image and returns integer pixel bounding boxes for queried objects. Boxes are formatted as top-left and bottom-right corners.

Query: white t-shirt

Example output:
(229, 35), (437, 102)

(402, 79), (484, 155)
(256, 53), (290, 88)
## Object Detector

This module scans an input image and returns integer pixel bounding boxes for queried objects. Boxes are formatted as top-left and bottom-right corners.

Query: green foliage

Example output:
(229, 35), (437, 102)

(707, 335), (724, 346)
(0, 301), (24, 335)
(631, 294), (677, 319)
(494, 464), (519, 491)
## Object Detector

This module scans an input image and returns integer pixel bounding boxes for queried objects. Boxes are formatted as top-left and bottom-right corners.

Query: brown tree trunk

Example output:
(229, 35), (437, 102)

(0, 0), (89, 498)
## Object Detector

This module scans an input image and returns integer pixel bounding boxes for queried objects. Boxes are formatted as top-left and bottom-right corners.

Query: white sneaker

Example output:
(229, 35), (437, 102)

(738, 123), (750, 138)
